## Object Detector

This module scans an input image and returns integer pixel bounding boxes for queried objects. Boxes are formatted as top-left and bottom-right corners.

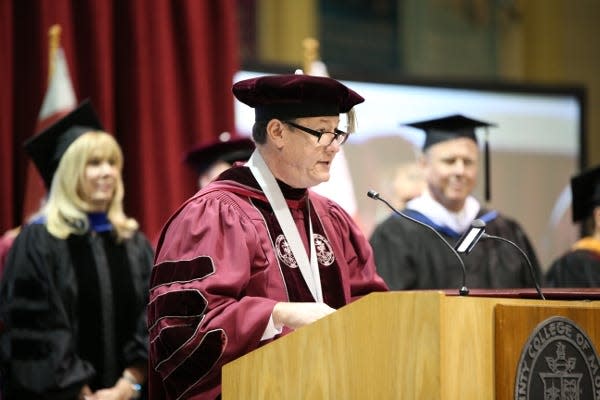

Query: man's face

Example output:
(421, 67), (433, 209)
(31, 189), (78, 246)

(421, 137), (479, 212)
(276, 115), (342, 188)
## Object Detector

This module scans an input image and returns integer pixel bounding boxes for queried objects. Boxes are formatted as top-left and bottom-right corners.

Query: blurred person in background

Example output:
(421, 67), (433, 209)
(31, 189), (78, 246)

(0, 100), (153, 399)
(545, 165), (600, 287)
(391, 161), (426, 210)
(184, 132), (254, 190)
(370, 114), (540, 290)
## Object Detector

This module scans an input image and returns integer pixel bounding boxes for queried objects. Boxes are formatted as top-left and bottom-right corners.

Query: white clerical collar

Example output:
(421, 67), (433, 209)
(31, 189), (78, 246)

(406, 192), (480, 233)
(246, 150), (323, 302)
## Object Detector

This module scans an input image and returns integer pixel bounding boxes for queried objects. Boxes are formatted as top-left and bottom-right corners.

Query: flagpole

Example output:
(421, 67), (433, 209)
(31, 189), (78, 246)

(302, 37), (319, 75)
(47, 25), (62, 84)
(22, 23), (75, 221)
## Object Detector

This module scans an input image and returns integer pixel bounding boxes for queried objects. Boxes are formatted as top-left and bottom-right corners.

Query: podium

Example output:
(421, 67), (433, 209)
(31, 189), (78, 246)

(221, 290), (600, 399)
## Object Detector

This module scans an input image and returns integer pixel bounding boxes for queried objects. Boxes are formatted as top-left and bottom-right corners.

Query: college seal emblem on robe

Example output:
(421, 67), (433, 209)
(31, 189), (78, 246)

(275, 233), (335, 268)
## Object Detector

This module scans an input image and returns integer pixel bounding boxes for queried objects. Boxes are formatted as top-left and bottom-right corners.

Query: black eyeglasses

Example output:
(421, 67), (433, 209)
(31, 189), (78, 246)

(283, 121), (350, 146)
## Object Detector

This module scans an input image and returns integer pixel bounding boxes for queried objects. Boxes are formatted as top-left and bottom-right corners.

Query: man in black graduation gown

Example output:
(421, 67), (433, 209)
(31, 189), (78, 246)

(369, 114), (541, 291)
(545, 165), (600, 287)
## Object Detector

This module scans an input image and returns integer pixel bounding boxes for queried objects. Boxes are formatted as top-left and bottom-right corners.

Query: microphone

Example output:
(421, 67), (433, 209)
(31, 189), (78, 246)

(454, 219), (486, 254)
(468, 222), (546, 300)
(367, 190), (469, 296)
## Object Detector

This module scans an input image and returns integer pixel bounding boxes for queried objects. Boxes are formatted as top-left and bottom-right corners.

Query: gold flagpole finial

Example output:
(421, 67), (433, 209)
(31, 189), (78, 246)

(47, 24), (62, 83)
(302, 37), (320, 76)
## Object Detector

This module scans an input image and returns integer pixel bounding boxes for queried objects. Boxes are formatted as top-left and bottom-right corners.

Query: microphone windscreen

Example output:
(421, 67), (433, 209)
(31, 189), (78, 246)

(471, 219), (486, 228)
(367, 190), (379, 199)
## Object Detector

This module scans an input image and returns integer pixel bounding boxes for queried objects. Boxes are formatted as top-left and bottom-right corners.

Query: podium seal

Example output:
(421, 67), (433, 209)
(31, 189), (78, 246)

(514, 316), (600, 400)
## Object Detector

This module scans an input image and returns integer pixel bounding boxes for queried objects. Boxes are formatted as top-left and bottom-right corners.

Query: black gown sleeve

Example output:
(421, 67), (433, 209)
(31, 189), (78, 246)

(121, 231), (153, 366)
(0, 224), (95, 399)
(369, 215), (460, 290)
(370, 215), (419, 290)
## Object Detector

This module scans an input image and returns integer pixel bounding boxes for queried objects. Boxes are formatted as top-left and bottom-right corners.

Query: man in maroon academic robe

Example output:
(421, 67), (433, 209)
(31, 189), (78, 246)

(148, 74), (388, 399)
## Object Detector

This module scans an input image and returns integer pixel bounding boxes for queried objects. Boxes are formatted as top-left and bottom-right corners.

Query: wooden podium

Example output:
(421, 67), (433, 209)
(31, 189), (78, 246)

(221, 291), (600, 399)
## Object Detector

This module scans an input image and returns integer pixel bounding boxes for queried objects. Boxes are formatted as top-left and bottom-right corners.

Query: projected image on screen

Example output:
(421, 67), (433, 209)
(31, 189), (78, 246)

(234, 70), (583, 272)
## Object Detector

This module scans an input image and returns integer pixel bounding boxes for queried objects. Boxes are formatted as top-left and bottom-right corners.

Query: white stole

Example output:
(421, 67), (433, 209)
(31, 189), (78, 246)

(246, 150), (323, 302)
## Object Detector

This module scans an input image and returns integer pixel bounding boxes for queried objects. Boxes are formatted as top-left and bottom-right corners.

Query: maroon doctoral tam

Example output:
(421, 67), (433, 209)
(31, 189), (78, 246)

(232, 74), (364, 122)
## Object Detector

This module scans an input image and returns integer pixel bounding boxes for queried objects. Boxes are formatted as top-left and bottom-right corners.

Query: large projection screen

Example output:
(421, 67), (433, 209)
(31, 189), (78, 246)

(234, 70), (584, 272)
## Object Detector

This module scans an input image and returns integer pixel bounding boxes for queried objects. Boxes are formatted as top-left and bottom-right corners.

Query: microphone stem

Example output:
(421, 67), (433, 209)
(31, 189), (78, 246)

(483, 234), (545, 300)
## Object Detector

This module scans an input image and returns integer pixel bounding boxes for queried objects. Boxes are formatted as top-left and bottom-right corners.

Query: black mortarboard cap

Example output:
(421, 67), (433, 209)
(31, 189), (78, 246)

(184, 133), (255, 176)
(570, 165), (600, 222)
(24, 99), (104, 189)
(232, 74), (364, 122)
(404, 114), (495, 149)
(403, 114), (497, 202)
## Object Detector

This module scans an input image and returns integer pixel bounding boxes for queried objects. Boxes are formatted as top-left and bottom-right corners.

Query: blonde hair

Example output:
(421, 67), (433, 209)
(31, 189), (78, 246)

(39, 131), (139, 240)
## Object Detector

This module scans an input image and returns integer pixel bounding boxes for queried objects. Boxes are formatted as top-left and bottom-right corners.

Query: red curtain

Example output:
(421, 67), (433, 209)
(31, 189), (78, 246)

(0, 0), (240, 242)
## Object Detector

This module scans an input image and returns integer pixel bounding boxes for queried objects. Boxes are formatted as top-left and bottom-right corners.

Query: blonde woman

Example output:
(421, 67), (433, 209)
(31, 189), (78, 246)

(0, 101), (152, 400)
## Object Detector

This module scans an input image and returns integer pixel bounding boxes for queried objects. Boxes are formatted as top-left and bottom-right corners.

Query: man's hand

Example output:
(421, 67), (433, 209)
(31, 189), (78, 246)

(272, 302), (336, 330)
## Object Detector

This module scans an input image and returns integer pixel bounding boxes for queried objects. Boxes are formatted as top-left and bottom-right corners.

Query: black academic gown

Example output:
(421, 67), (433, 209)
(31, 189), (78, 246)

(545, 241), (600, 287)
(0, 222), (153, 399)
(369, 208), (541, 291)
